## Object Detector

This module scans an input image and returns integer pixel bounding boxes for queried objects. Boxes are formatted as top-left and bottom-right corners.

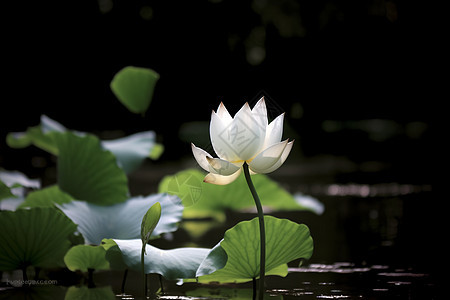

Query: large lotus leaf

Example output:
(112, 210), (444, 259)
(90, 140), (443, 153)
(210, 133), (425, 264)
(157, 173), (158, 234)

(194, 216), (313, 283)
(65, 286), (115, 300)
(158, 169), (312, 220)
(104, 239), (210, 280)
(110, 66), (160, 114)
(0, 207), (78, 271)
(64, 245), (110, 272)
(19, 185), (73, 209)
(50, 131), (129, 205)
(6, 115), (163, 173)
(57, 193), (183, 245)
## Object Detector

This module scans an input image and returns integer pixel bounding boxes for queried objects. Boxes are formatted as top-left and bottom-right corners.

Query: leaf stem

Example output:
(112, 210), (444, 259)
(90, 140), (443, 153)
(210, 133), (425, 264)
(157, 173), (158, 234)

(243, 163), (265, 300)
(141, 246), (146, 298)
(121, 269), (128, 294)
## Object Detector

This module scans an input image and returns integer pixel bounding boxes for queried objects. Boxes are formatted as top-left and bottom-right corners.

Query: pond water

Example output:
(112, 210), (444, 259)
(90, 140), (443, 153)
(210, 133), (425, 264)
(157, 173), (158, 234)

(102, 261), (435, 299)
(0, 157), (438, 299)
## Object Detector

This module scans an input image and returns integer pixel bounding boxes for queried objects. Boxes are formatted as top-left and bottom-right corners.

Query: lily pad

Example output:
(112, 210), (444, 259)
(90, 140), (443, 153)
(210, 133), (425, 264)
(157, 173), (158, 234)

(0, 207), (78, 271)
(57, 193), (183, 245)
(51, 131), (129, 205)
(103, 239), (211, 280)
(195, 216), (313, 283)
(158, 169), (313, 221)
(64, 245), (110, 272)
(110, 66), (160, 114)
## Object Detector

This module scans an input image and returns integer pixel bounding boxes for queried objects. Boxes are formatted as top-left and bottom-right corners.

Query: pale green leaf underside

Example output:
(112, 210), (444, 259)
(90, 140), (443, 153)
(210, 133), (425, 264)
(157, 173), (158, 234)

(58, 193), (183, 245)
(104, 239), (210, 280)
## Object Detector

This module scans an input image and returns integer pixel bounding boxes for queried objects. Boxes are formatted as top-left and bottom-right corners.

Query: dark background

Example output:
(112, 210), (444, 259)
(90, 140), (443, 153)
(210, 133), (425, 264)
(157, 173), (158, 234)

(0, 0), (438, 280)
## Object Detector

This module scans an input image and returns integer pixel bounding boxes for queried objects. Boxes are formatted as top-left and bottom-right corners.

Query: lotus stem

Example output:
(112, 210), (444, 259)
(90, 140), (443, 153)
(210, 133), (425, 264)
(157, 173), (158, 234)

(121, 269), (128, 294)
(22, 266), (28, 282)
(252, 277), (257, 300)
(243, 163), (265, 300)
(141, 247), (147, 298)
(159, 274), (165, 294)
(87, 268), (95, 288)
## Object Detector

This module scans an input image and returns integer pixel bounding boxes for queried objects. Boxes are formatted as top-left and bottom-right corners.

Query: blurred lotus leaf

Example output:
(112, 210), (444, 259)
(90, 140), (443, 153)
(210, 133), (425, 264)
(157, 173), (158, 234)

(158, 169), (315, 221)
(6, 115), (163, 173)
(0, 169), (41, 209)
(110, 66), (160, 115)
(0, 207), (77, 271)
(19, 185), (73, 209)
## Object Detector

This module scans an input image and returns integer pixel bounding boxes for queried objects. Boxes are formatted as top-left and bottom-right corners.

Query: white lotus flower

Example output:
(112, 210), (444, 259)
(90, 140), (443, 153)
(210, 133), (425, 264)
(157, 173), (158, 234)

(192, 97), (293, 185)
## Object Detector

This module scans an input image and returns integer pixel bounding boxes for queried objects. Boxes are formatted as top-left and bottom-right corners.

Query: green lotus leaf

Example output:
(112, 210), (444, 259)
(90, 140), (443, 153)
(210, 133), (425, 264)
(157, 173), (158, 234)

(110, 66), (160, 114)
(141, 202), (161, 252)
(65, 286), (115, 300)
(6, 115), (163, 173)
(0, 170), (42, 210)
(19, 185), (73, 209)
(64, 245), (110, 272)
(0, 169), (41, 192)
(195, 216), (313, 283)
(6, 126), (59, 155)
(0, 207), (78, 271)
(0, 180), (15, 201)
(50, 131), (129, 205)
(101, 239), (128, 270)
(103, 239), (211, 280)
(158, 169), (314, 221)
(57, 194), (183, 245)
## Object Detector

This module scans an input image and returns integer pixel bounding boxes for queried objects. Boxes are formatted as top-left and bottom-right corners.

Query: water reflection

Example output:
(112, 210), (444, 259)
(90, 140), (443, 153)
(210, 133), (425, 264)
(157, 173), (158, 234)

(297, 183), (432, 197)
